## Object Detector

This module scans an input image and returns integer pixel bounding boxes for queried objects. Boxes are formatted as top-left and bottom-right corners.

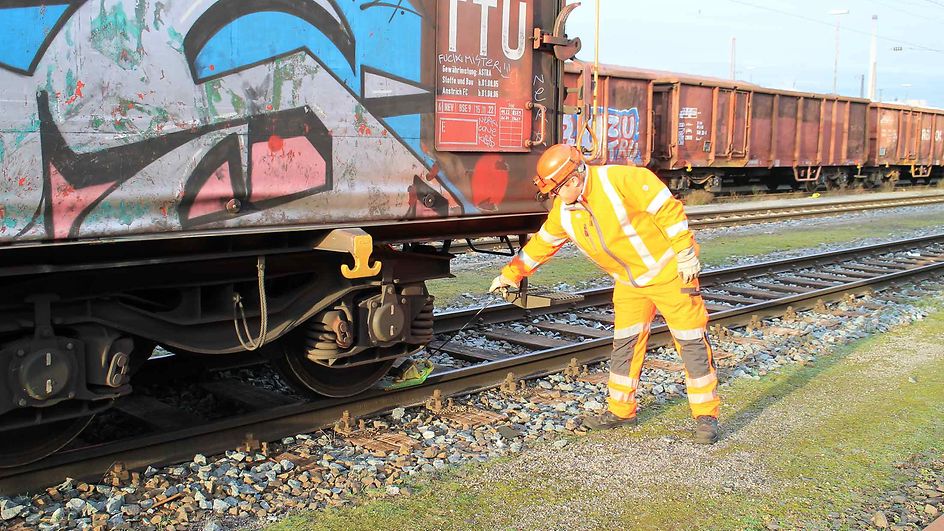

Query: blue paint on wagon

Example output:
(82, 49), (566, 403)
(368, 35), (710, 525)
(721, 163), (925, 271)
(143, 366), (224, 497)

(0, 5), (70, 72)
(191, 1), (424, 162)
(192, 1), (422, 93)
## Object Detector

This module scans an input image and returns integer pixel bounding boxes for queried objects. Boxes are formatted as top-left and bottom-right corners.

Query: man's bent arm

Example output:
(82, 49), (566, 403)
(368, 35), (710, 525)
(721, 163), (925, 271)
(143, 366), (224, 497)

(501, 202), (570, 283)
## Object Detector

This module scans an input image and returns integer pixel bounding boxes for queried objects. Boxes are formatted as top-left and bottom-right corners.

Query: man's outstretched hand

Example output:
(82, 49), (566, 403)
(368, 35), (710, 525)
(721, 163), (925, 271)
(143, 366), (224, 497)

(489, 275), (519, 295)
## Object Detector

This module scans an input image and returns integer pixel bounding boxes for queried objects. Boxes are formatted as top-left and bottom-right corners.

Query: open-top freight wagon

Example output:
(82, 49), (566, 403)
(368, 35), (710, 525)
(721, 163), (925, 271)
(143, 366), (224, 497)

(869, 102), (944, 184)
(563, 61), (943, 192)
(0, 0), (579, 466)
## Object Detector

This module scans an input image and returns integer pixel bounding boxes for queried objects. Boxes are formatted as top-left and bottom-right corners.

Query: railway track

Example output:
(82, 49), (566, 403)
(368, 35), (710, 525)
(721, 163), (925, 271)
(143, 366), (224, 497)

(3, 233), (944, 496)
(443, 191), (944, 255)
(687, 191), (944, 228)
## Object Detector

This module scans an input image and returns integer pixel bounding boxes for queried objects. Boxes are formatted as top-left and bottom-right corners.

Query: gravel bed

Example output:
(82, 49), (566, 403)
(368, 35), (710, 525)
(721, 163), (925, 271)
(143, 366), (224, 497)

(135, 385), (251, 422)
(410, 350), (474, 370)
(74, 364), (308, 448)
(206, 366), (304, 400)
(409, 308), (619, 369)
(72, 412), (152, 446)
(3, 275), (940, 530)
(836, 452), (944, 530)
(439, 203), (944, 312)
(129, 360), (312, 422)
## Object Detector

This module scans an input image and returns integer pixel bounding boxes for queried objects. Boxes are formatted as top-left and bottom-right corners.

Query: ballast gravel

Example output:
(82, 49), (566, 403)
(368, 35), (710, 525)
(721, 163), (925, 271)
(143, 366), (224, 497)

(840, 452), (944, 530)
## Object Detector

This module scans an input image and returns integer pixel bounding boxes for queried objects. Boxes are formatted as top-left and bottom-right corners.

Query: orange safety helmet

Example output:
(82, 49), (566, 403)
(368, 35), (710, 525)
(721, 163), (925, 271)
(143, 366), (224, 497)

(533, 144), (585, 195)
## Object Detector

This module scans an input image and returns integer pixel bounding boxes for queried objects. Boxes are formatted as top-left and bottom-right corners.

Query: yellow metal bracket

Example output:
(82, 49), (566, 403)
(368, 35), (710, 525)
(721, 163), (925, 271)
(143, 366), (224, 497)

(313, 228), (382, 279)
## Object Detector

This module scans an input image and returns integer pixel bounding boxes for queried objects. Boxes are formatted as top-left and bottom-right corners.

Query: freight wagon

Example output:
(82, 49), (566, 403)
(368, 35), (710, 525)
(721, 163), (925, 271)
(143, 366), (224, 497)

(868, 102), (944, 185)
(0, 0), (579, 466)
(563, 61), (942, 192)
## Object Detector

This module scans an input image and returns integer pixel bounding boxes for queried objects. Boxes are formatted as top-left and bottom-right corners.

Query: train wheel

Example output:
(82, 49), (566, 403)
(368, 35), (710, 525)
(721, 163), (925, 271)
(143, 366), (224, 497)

(274, 351), (396, 398)
(827, 173), (848, 191)
(864, 173), (883, 189)
(0, 415), (94, 468)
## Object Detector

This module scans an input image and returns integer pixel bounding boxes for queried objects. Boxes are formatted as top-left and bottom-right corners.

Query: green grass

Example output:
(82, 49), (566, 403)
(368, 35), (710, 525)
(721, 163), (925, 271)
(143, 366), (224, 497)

(698, 214), (944, 267)
(270, 297), (944, 530)
(428, 209), (944, 307)
(270, 473), (576, 531)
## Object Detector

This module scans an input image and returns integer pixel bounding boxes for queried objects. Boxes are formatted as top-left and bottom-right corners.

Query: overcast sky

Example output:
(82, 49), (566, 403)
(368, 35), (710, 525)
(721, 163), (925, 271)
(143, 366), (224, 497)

(565, 0), (944, 107)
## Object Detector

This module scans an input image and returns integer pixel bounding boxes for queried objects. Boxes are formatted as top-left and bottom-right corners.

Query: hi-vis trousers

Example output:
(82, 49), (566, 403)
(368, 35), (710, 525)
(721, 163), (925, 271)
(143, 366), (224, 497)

(607, 277), (720, 419)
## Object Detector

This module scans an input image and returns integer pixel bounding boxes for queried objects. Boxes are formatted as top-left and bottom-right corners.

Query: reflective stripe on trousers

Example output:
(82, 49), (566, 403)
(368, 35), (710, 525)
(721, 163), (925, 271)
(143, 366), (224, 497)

(607, 318), (651, 419)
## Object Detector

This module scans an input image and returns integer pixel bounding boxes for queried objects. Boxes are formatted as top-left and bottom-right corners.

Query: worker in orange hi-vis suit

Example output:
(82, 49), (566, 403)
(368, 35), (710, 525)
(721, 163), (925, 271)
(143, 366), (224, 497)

(489, 144), (719, 444)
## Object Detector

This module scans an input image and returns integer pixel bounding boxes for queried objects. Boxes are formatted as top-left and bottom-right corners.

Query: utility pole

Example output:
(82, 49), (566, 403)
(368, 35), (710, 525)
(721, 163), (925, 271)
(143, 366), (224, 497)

(860, 74), (865, 98)
(829, 9), (849, 94)
(730, 37), (736, 80)
(834, 20), (840, 93)
(868, 14), (878, 100)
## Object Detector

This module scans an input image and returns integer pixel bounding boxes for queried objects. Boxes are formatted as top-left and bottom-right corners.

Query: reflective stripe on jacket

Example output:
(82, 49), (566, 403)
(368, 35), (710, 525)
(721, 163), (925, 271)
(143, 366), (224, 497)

(502, 165), (695, 287)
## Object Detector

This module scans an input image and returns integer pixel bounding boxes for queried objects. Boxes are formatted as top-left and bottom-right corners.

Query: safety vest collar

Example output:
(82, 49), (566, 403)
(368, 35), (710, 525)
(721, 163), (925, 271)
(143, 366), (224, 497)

(561, 201), (585, 212)
(577, 167), (592, 201)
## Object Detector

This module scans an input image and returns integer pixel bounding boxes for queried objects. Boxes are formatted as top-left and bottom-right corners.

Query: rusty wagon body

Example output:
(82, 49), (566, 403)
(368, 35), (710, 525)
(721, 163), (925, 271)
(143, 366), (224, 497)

(869, 103), (944, 180)
(563, 61), (942, 191)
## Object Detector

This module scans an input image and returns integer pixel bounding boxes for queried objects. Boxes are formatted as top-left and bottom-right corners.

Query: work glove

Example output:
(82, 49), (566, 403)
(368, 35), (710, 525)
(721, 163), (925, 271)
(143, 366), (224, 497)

(489, 274), (519, 295)
(676, 246), (701, 284)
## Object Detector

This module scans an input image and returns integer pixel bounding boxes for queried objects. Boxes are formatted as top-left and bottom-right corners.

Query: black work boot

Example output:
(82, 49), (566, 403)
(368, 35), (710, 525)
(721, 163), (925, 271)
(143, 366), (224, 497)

(694, 415), (719, 444)
(582, 411), (637, 431)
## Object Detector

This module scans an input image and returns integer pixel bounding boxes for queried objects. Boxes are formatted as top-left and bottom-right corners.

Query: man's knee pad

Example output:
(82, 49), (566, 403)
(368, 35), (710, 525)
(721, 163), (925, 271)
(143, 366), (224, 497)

(611, 335), (641, 374)
(675, 337), (713, 378)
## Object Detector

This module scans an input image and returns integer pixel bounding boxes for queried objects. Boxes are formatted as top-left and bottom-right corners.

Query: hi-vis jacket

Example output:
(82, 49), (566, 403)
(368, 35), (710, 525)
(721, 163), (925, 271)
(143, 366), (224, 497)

(502, 165), (695, 287)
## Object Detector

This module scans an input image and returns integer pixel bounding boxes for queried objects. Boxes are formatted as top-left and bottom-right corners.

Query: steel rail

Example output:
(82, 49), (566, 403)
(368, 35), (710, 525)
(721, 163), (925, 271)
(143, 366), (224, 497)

(434, 232), (944, 333)
(3, 234), (944, 495)
(690, 195), (944, 228)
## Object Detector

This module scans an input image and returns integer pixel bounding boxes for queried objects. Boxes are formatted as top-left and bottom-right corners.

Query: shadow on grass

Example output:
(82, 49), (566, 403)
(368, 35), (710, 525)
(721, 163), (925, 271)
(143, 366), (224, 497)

(621, 340), (860, 441)
(716, 342), (856, 440)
